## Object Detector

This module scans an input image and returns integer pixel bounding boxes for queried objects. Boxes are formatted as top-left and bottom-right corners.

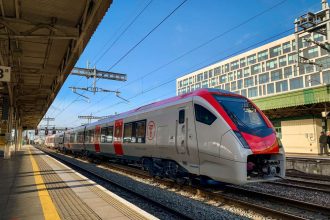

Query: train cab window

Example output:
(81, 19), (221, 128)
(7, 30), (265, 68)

(123, 120), (146, 143)
(101, 126), (113, 143)
(179, 109), (185, 124)
(194, 104), (217, 125)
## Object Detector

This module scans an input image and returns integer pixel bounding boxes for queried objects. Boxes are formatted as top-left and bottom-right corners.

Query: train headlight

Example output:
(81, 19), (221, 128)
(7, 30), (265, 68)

(234, 131), (250, 149)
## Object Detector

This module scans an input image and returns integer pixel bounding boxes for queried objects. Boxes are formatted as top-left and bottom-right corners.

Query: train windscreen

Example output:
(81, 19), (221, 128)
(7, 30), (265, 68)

(213, 95), (270, 135)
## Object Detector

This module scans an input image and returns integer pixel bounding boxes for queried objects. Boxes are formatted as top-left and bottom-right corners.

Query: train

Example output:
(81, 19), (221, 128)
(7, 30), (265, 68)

(44, 88), (285, 185)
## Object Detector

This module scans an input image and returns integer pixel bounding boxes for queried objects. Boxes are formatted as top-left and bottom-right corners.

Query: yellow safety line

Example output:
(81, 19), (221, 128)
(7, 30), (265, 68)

(29, 148), (61, 220)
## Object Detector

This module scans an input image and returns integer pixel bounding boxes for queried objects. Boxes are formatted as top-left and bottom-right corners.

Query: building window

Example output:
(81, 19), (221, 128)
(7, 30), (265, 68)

(247, 54), (256, 65)
(237, 79), (243, 89)
(248, 87), (258, 98)
(208, 69), (214, 78)
(290, 77), (303, 90)
(266, 58), (278, 71)
(270, 45), (281, 58)
(323, 70), (330, 84)
(279, 55), (287, 67)
(259, 72), (269, 84)
(195, 83), (201, 89)
(313, 33), (324, 42)
(288, 53), (297, 65)
(240, 58), (246, 68)
(251, 63), (261, 75)
(316, 56), (330, 70)
(219, 75), (227, 83)
(214, 67), (221, 76)
(271, 69), (283, 81)
(210, 78), (217, 87)
(304, 46), (318, 59)
(231, 81), (237, 90)
(197, 73), (203, 82)
(225, 64), (230, 73)
(231, 61), (239, 70)
(202, 80), (208, 88)
(284, 66), (292, 78)
(225, 83), (230, 90)
(276, 80), (288, 93)
(301, 64), (314, 75)
(237, 69), (243, 79)
(258, 50), (268, 62)
(267, 83), (274, 94)
(244, 77), (254, 88)
(282, 42), (291, 54)
(305, 73), (321, 87)
(101, 126), (113, 143)
(243, 67), (250, 77)
(241, 89), (247, 97)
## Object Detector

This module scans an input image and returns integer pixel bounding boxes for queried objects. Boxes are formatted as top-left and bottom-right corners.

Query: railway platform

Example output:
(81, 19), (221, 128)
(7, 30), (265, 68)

(286, 153), (330, 176)
(0, 145), (156, 220)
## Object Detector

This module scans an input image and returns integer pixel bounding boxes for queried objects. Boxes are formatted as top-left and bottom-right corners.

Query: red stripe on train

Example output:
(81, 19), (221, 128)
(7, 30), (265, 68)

(114, 119), (124, 155)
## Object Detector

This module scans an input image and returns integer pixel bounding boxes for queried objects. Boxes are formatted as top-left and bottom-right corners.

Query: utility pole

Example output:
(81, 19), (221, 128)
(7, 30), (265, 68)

(294, 0), (330, 132)
(78, 113), (107, 125)
(42, 116), (55, 135)
(69, 66), (128, 102)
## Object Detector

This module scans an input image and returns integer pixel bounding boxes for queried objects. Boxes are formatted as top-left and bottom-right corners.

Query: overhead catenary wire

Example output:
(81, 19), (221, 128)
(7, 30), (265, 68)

(93, 0), (154, 66)
(92, 27), (295, 115)
(53, 0), (188, 119)
(72, 0), (291, 117)
(84, 0), (289, 113)
(106, 0), (188, 71)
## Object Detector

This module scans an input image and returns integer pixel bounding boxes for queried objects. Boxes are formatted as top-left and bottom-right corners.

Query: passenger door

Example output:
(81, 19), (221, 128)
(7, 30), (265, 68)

(176, 108), (188, 154)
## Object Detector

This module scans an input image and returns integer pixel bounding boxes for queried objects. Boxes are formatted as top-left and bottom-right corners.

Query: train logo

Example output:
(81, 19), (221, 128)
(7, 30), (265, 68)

(147, 121), (155, 140)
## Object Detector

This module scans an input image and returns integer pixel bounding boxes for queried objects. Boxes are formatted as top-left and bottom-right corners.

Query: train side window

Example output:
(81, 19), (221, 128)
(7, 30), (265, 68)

(101, 126), (113, 143)
(194, 104), (217, 125)
(135, 120), (146, 143)
(179, 109), (185, 124)
(123, 120), (146, 143)
(86, 130), (94, 143)
(123, 123), (133, 143)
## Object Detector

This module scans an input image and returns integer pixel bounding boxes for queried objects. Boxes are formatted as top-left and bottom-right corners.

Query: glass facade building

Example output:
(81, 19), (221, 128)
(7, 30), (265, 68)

(176, 34), (330, 100)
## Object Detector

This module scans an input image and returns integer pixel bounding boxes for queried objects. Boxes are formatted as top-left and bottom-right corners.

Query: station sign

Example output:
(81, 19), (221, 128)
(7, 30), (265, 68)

(0, 66), (11, 82)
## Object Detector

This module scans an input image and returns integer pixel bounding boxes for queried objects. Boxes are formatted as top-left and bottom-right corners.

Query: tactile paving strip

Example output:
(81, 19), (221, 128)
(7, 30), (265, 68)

(41, 150), (151, 220)
(33, 152), (101, 220)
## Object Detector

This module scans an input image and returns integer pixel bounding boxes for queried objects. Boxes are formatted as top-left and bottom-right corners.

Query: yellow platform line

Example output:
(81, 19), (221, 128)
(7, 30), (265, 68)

(29, 148), (61, 220)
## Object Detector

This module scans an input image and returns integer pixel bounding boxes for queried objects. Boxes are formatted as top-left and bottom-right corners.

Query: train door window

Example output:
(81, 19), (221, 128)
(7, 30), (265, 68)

(123, 123), (133, 143)
(179, 109), (185, 124)
(89, 129), (95, 143)
(194, 104), (217, 125)
(101, 126), (113, 143)
(135, 120), (146, 143)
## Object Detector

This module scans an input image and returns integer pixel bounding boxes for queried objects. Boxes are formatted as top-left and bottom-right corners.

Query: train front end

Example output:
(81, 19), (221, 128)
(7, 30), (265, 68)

(211, 91), (285, 184)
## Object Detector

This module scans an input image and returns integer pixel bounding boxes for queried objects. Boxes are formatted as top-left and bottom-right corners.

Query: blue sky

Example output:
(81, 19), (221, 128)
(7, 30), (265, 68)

(42, 0), (322, 128)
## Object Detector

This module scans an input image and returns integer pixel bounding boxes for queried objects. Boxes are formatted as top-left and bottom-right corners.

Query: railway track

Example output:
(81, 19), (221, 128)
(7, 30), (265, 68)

(38, 146), (330, 219)
(266, 177), (330, 193)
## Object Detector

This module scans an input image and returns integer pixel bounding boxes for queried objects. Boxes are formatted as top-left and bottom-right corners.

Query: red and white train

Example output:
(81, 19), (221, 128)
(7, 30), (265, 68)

(48, 88), (285, 185)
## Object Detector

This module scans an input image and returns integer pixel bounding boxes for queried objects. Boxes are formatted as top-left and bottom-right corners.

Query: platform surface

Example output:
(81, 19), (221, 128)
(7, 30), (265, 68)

(0, 145), (157, 220)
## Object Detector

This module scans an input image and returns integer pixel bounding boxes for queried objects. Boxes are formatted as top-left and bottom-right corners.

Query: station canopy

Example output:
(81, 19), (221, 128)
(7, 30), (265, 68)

(0, 0), (112, 129)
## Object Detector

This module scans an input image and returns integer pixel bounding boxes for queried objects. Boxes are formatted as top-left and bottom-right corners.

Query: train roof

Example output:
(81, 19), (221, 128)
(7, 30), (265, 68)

(80, 88), (242, 128)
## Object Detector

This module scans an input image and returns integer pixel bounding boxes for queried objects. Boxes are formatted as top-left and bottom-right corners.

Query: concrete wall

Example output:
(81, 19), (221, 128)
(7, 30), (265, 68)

(281, 118), (322, 154)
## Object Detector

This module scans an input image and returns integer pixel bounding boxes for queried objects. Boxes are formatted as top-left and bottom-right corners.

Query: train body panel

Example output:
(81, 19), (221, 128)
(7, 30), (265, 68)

(52, 89), (285, 184)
